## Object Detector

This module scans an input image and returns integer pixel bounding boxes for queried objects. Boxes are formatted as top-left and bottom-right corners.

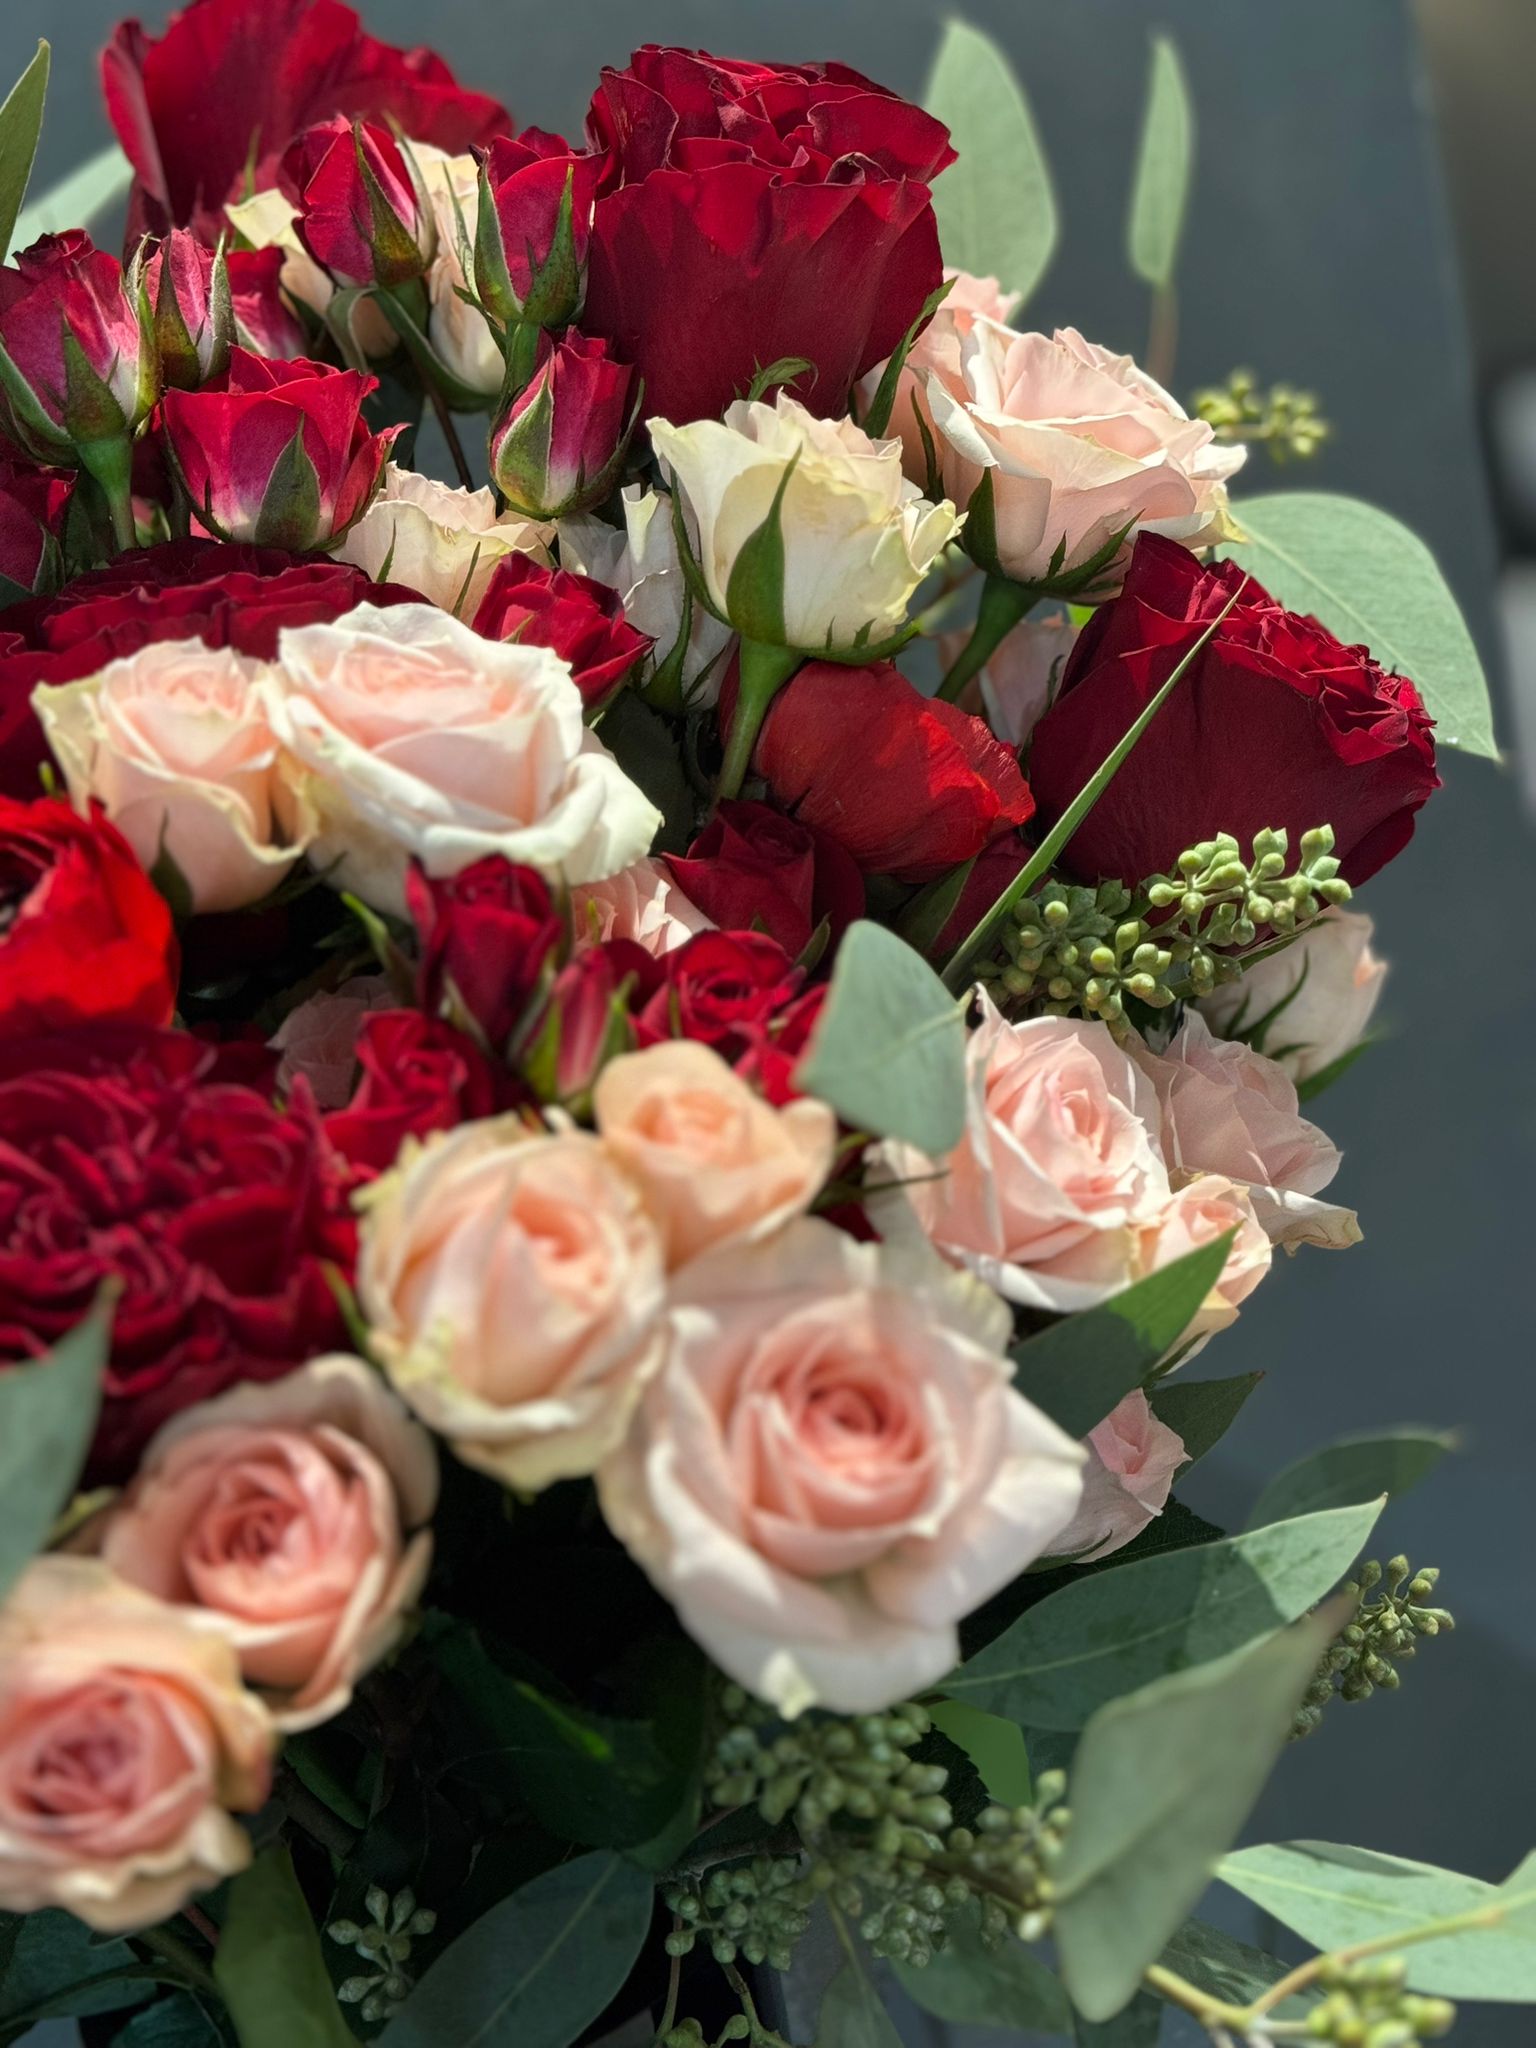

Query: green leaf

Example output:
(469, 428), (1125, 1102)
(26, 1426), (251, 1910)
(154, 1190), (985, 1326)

(1217, 1842), (1536, 2001)
(0, 1910), (156, 2032)
(12, 141), (131, 255)
(1148, 1373), (1263, 1468)
(1157, 1918), (1308, 2013)
(0, 1289), (113, 1605)
(0, 43), (49, 261)
(816, 1957), (903, 2048)
(1247, 1428), (1456, 1529)
(927, 1700), (1032, 1806)
(591, 690), (694, 858)
(1127, 35), (1194, 291)
(923, 19), (1057, 306)
(1217, 492), (1496, 757)
(380, 1850), (654, 2048)
(896, 1904), (1071, 2030)
(116, 1995), (225, 2048)
(1076, 1991), (1164, 2044)
(1010, 1236), (1234, 1440)
(1295, 1037), (1373, 1103)
(216, 1847), (356, 2048)
(796, 919), (966, 1154)
(944, 1497), (1381, 1729)
(1054, 1600), (1350, 2021)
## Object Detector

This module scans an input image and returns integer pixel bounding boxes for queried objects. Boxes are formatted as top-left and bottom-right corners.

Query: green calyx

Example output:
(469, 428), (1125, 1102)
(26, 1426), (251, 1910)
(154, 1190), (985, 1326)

(1293, 1557), (1454, 1742)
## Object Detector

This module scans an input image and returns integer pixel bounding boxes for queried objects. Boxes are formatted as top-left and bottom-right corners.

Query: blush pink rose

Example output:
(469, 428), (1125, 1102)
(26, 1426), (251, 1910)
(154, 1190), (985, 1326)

(270, 973), (394, 1108)
(1137, 1172), (1274, 1353)
(861, 267), (1022, 484)
(90, 1357), (438, 1733)
(597, 1218), (1085, 1715)
(1198, 910), (1387, 1087)
(1049, 1391), (1187, 1563)
(571, 856), (714, 958)
(0, 1557), (273, 1931)
(939, 606), (1079, 750)
(593, 1040), (836, 1269)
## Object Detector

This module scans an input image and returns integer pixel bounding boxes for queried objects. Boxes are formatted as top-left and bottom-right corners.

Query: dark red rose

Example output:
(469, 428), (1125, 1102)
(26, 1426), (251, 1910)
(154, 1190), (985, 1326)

(582, 47), (953, 425)
(526, 940), (657, 1104)
(142, 229), (231, 389)
(1028, 534), (1441, 888)
(102, 0), (509, 243)
(0, 797), (178, 1037)
(666, 799), (863, 959)
(0, 455), (73, 599)
(472, 556), (651, 709)
(0, 233), (154, 464)
(284, 116), (432, 291)
(406, 856), (565, 1051)
(324, 1009), (515, 1176)
(475, 128), (602, 330)
(736, 980), (826, 1107)
(227, 247), (310, 358)
(489, 331), (637, 520)
(636, 928), (803, 1063)
(160, 348), (398, 549)
(934, 832), (1030, 959)
(724, 656), (1035, 882)
(0, 1027), (354, 1479)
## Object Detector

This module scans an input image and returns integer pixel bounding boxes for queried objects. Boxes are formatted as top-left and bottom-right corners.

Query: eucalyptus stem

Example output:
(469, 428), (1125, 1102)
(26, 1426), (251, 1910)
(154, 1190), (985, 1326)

(935, 571), (1032, 703)
(137, 1924), (221, 1999)
(1147, 280), (1179, 388)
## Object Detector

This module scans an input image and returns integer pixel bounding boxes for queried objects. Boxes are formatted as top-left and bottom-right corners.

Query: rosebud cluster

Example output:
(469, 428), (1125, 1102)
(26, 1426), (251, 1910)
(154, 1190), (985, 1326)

(1304, 1956), (1456, 2043)
(1294, 1558), (1454, 1740)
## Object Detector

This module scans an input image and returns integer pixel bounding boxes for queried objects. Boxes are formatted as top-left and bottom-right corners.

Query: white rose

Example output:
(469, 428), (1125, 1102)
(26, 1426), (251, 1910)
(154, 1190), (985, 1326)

(1198, 910), (1387, 1086)
(417, 150), (505, 401)
(333, 465), (552, 618)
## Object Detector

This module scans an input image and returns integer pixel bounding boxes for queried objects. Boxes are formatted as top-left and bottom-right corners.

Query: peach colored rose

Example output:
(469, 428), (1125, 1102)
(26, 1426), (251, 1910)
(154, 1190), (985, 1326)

(1137, 1172), (1274, 1350)
(359, 1116), (667, 1490)
(0, 1557), (273, 1931)
(1132, 1014), (1360, 1251)
(333, 465), (552, 619)
(593, 1040), (836, 1268)
(33, 642), (316, 913)
(270, 974), (393, 1109)
(1198, 910), (1387, 1087)
(872, 989), (1170, 1312)
(89, 1357), (437, 1733)
(1049, 1391), (1187, 1564)
(598, 1218), (1084, 1715)
(861, 267), (1022, 488)
(571, 856), (714, 957)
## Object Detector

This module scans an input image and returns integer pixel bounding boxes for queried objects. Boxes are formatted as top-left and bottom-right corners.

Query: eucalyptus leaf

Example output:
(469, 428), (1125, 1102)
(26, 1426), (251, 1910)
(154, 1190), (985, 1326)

(12, 141), (131, 254)
(1127, 36), (1194, 291)
(1076, 1991), (1164, 2044)
(1148, 1373), (1263, 1468)
(216, 1848), (355, 2048)
(115, 1994), (226, 2048)
(1054, 1601), (1350, 2021)
(380, 1850), (654, 2048)
(923, 19), (1057, 305)
(796, 919), (966, 1153)
(816, 1956), (903, 2048)
(927, 1700), (1031, 1806)
(0, 1910), (155, 2029)
(1246, 1428), (1456, 1529)
(0, 43), (49, 261)
(1157, 1917), (1310, 2015)
(945, 1497), (1381, 1729)
(0, 1288), (113, 1604)
(1217, 492), (1496, 757)
(895, 1903), (1070, 2031)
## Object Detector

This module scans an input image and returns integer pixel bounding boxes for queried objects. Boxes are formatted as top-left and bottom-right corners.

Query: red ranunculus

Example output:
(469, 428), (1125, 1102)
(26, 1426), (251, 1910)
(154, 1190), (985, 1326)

(665, 799), (863, 959)
(0, 454), (72, 599)
(472, 556), (651, 710)
(0, 233), (155, 464)
(0, 797), (178, 1037)
(102, 0), (509, 243)
(475, 129), (602, 331)
(725, 656), (1035, 882)
(284, 116), (432, 291)
(159, 348), (397, 549)
(582, 47), (953, 425)
(1028, 534), (1441, 888)
(324, 1009), (515, 1176)
(227, 247), (310, 359)
(406, 856), (565, 1052)
(489, 332), (637, 520)
(0, 1027), (354, 1478)
(636, 927), (804, 1063)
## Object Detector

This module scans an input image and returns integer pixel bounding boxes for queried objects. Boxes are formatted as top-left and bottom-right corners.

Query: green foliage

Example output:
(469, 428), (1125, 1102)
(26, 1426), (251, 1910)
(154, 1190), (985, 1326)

(926, 1699), (1031, 1807)
(0, 1287), (113, 1604)
(1148, 1373), (1263, 1467)
(816, 1949), (904, 2048)
(0, 42), (49, 260)
(589, 689), (695, 856)
(114, 1996), (225, 2048)
(923, 20), (1056, 306)
(0, 1909), (158, 2042)
(1157, 1917), (1304, 2009)
(1127, 35), (1194, 291)
(1248, 1429), (1456, 1528)
(217, 1848), (357, 2048)
(895, 1903), (1071, 2032)
(1075, 1992), (1165, 2044)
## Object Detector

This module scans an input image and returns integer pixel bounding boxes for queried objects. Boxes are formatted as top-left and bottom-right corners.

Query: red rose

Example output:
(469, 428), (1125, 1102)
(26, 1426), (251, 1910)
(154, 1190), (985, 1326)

(0, 797), (178, 1038)
(0, 454), (72, 598)
(1028, 534), (1441, 888)
(666, 800), (864, 959)
(529, 940), (658, 1103)
(725, 657), (1035, 882)
(472, 556), (651, 710)
(284, 116), (432, 291)
(737, 981), (827, 1107)
(406, 857), (565, 1051)
(636, 928), (803, 1062)
(227, 247), (309, 359)
(324, 1009), (514, 1176)
(934, 833), (1031, 959)
(489, 332), (637, 520)
(475, 129), (602, 330)
(0, 233), (154, 464)
(102, 0), (508, 243)
(142, 229), (231, 389)
(0, 1027), (354, 1478)
(160, 349), (398, 550)
(582, 47), (953, 425)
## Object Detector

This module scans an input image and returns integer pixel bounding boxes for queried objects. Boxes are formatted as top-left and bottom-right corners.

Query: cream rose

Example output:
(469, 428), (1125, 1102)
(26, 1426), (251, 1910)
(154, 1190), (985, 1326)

(1049, 1391), (1187, 1564)
(0, 1557), (273, 1932)
(89, 1357), (437, 1733)
(593, 1040), (836, 1268)
(571, 856), (714, 957)
(333, 466), (552, 618)
(263, 601), (661, 917)
(939, 606), (1078, 749)
(359, 1116), (668, 1490)
(418, 151), (504, 400)
(649, 392), (961, 653)
(597, 1219), (1084, 1716)
(1198, 910), (1387, 1087)
(925, 323), (1244, 588)
(872, 989), (1170, 1312)
(34, 642), (316, 913)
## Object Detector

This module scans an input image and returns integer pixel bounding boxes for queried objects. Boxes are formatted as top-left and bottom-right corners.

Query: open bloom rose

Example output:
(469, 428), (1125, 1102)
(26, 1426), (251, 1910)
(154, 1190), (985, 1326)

(666, 801), (864, 961)
(593, 1040), (836, 1268)
(925, 324), (1244, 587)
(1049, 1391), (1187, 1564)
(1198, 910), (1387, 1086)
(333, 467), (552, 618)
(325, 1009), (516, 1178)
(262, 601), (661, 917)
(0, 1557), (273, 1931)
(860, 267), (1021, 481)
(650, 393), (960, 653)
(91, 1357), (437, 1732)
(873, 990), (1170, 1312)
(359, 1116), (668, 1490)
(598, 1219), (1084, 1715)
(0, 454), (72, 598)
(572, 857), (712, 958)
(472, 556), (651, 710)
(34, 640), (317, 914)
(1136, 1170), (1274, 1348)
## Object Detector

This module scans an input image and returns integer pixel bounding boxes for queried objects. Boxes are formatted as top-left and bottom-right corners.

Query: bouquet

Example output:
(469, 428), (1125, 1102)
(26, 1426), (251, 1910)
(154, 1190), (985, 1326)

(0, 5), (1520, 2045)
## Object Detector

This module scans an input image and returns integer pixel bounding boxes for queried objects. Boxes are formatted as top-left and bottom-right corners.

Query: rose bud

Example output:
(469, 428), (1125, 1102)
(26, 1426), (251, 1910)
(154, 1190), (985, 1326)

(141, 229), (233, 390)
(0, 452), (73, 599)
(1198, 907), (1387, 1089)
(285, 116), (435, 293)
(159, 348), (399, 549)
(406, 856), (565, 1051)
(521, 939), (655, 1106)
(489, 332), (638, 520)
(326, 1008), (518, 1178)
(226, 246), (310, 359)
(474, 128), (602, 335)
(473, 554), (651, 710)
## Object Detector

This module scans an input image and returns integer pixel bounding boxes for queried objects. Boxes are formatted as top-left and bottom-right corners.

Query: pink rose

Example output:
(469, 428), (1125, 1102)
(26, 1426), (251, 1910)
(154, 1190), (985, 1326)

(1198, 910), (1387, 1087)
(0, 1557), (273, 1931)
(597, 1218), (1084, 1715)
(1049, 1391), (1187, 1563)
(593, 1040), (836, 1269)
(89, 1357), (437, 1732)
(270, 973), (394, 1109)
(862, 267), (1021, 487)
(1137, 1172), (1273, 1352)
(571, 857), (714, 958)
(939, 606), (1079, 750)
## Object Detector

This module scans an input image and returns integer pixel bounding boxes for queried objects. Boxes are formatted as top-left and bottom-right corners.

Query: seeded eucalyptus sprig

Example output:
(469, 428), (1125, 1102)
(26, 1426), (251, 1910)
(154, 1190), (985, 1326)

(1192, 368), (1332, 464)
(1293, 1558), (1455, 1740)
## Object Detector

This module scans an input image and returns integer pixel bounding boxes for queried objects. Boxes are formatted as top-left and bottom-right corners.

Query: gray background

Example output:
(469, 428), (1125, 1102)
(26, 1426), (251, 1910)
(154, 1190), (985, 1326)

(6, 1), (1534, 2041)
